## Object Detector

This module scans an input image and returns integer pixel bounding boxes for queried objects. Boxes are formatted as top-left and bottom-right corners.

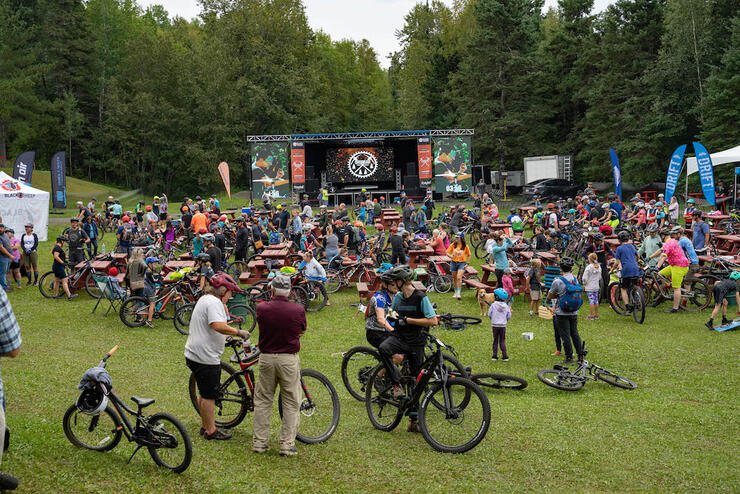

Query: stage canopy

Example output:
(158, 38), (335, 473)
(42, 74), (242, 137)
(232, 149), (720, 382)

(686, 144), (740, 175)
(0, 171), (50, 241)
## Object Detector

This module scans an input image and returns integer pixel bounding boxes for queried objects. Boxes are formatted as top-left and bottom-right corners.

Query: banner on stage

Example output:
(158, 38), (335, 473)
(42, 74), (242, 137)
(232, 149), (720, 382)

(693, 142), (715, 206)
(291, 141), (305, 192)
(433, 136), (472, 194)
(417, 137), (432, 188)
(251, 142), (290, 200)
(218, 161), (231, 199)
(664, 144), (686, 204)
(608, 148), (622, 201)
(13, 150), (35, 185)
(50, 151), (67, 209)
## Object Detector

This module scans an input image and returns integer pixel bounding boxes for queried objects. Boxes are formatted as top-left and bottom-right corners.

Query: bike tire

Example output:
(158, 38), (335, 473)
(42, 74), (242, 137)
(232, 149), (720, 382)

(642, 277), (664, 308)
(537, 369), (584, 391)
(433, 274), (452, 294)
(63, 404), (122, 452)
(39, 271), (62, 299)
(189, 362), (249, 429)
(631, 286), (646, 324)
(119, 296), (149, 327)
(596, 369), (638, 390)
(324, 272), (344, 294)
(473, 241), (487, 260)
(85, 272), (103, 299)
(418, 377), (491, 454)
(173, 303), (194, 335)
(440, 315), (482, 331)
(470, 372), (528, 390)
(289, 285), (309, 309)
(305, 280), (328, 312)
(683, 278), (712, 312)
(279, 369), (340, 444)
(341, 346), (381, 401)
(146, 412), (193, 473)
(227, 303), (257, 333)
(608, 282), (627, 315)
(364, 364), (403, 432)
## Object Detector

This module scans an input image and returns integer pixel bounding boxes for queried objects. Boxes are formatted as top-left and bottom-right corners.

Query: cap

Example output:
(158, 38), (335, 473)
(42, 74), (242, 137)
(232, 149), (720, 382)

(269, 274), (292, 291)
(109, 267), (118, 276)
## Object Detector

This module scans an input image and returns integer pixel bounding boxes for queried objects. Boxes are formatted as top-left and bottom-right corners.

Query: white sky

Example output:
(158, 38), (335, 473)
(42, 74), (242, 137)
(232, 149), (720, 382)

(139, 0), (614, 67)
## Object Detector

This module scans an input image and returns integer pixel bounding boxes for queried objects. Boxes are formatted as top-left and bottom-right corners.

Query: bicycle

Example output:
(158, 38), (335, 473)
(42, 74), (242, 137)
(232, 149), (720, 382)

(173, 297), (256, 336)
(325, 257), (375, 294)
(63, 346), (192, 473)
(606, 272), (646, 324)
(437, 312), (482, 331)
(364, 332), (490, 453)
(188, 336), (340, 444)
(642, 266), (711, 311)
(39, 259), (103, 299)
(469, 373), (528, 390)
(537, 342), (637, 392)
(119, 279), (189, 327)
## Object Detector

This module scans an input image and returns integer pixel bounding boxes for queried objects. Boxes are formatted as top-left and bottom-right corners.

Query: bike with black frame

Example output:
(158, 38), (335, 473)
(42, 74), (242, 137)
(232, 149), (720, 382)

(63, 346), (192, 473)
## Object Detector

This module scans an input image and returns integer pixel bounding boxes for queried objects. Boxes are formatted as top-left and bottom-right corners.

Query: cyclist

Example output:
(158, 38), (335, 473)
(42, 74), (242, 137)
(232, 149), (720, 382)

(66, 218), (90, 265)
(196, 252), (214, 290)
(20, 223), (38, 286)
(365, 270), (400, 349)
(705, 271), (740, 329)
(637, 224), (662, 267)
(611, 230), (640, 312)
(653, 225), (690, 313)
(377, 265), (438, 433)
(673, 226), (700, 276)
(109, 199), (123, 227)
(203, 233), (222, 273)
(104, 196), (114, 221)
(51, 235), (76, 300)
(506, 208), (524, 235)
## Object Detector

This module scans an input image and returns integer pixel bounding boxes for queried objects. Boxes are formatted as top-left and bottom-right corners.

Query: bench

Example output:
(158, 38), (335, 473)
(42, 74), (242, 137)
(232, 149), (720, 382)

(465, 265), (478, 276)
(356, 282), (370, 300)
(464, 279), (495, 292)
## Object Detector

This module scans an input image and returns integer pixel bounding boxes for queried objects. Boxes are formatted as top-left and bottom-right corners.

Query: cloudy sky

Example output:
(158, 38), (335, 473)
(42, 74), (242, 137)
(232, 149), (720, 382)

(139, 0), (614, 67)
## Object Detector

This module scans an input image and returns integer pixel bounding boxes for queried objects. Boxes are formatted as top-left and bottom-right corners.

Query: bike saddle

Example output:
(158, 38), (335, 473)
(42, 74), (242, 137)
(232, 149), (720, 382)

(553, 364), (567, 371)
(131, 396), (155, 408)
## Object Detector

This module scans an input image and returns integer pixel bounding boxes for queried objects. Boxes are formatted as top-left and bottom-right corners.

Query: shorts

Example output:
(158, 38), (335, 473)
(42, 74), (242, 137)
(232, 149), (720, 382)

(186, 358), (222, 400)
(529, 289), (541, 301)
(450, 261), (467, 273)
(621, 276), (638, 290)
(366, 330), (392, 348)
(21, 251), (37, 269)
(587, 291), (600, 305)
(9, 261), (19, 270)
(713, 285), (736, 305)
(659, 265), (688, 288)
(113, 214), (122, 220)
(52, 264), (67, 279)
(159, 212), (167, 220)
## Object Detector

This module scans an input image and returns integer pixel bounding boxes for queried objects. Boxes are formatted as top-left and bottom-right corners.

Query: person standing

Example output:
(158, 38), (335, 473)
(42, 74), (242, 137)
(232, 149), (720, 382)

(654, 226), (690, 313)
(488, 288), (511, 361)
(447, 233), (471, 299)
(66, 218), (90, 265)
(476, 178), (486, 198)
(487, 233), (513, 288)
(203, 234), (222, 273)
(582, 253), (602, 320)
(52, 236), (76, 300)
(252, 275), (307, 456)
(668, 196), (679, 223)
(423, 191), (435, 220)
(545, 259), (584, 364)
(691, 211), (710, 252)
(83, 216), (99, 258)
(185, 273), (248, 440)
(20, 224), (38, 286)
(0, 289), (21, 491)
(6, 231), (21, 290)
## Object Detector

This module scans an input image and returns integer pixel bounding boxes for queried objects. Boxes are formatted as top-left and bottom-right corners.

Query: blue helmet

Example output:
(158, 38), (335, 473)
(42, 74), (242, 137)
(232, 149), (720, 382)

(494, 288), (509, 300)
(145, 257), (160, 264)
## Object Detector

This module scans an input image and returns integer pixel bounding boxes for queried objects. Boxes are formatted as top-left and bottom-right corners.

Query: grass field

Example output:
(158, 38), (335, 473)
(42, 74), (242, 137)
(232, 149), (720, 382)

(2, 222), (739, 493)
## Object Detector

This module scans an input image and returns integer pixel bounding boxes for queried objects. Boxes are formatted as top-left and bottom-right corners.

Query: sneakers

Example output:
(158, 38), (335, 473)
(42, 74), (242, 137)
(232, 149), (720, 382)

(705, 320), (714, 330)
(279, 448), (298, 457)
(252, 444), (269, 453)
(0, 472), (18, 491)
(67, 294), (78, 301)
(204, 428), (232, 440)
(145, 320), (154, 328)
(551, 350), (561, 356)
(560, 358), (575, 365)
(407, 420), (422, 433)
(502, 357), (509, 362)
(491, 356), (498, 361)
(664, 308), (679, 313)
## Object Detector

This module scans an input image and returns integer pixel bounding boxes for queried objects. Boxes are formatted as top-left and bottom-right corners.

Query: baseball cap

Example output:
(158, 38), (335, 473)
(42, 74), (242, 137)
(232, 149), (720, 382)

(269, 274), (292, 291)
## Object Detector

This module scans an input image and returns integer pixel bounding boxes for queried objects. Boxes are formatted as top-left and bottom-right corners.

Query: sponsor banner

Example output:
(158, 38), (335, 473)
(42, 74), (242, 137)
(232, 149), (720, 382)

(291, 141), (305, 192)
(433, 136), (472, 194)
(417, 137), (432, 188)
(50, 151), (67, 208)
(218, 161), (231, 199)
(693, 142), (715, 206)
(13, 150), (35, 184)
(664, 144), (686, 204)
(608, 148), (622, 201)
(251, 142), (290, 200)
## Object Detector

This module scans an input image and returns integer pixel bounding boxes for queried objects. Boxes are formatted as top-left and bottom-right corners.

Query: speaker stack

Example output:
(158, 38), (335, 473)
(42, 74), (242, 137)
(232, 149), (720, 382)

(304, 179), (320, 194)
(406, 162), (417, 175)
(404, 175), (421, 197)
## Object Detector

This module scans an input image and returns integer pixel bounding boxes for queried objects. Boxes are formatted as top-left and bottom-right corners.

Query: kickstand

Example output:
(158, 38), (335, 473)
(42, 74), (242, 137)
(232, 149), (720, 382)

(127, 444), (145, 464)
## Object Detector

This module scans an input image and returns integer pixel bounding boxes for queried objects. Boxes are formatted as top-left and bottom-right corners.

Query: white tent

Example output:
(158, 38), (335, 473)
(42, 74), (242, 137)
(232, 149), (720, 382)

(0, 172), (50, 241)
(686, 145), (740, 175)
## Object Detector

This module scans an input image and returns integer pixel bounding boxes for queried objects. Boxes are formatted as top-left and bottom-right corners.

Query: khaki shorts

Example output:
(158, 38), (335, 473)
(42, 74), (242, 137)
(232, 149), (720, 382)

(529, 289), (541, 301)
(21, 251), (38, 269)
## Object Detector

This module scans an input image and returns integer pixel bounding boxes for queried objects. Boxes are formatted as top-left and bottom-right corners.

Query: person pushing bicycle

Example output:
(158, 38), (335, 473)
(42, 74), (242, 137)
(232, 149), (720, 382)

(611, 230), (640, 312)
(377, 265), (438, 433)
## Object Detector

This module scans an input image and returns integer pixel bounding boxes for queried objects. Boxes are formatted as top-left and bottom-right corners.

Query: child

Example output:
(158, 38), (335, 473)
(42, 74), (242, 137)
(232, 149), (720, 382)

(501, 267), (514, 304)
(196, 252), (215, 291)
(106, 267), (127, 298)
(705, 271), (740, 329)
(582, 253), (602, 320)
(192, 229), (205, 257)
(8, 229), (22, 289)
(526, 258), (543, 316)
(488, 288), (511, 361)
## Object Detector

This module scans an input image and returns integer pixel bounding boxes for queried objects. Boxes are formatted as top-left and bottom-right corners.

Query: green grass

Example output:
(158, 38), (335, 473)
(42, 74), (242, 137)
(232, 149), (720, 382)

(2, 221), (739, 493)
(29, 171), (128, 206)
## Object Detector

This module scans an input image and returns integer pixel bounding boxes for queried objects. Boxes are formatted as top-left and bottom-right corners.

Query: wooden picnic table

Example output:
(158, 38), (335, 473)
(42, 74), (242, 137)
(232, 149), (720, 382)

(480, 264), (498, 286)
(518, 206), (537, 214)
(428, 255), (451, 263)
(704, 213), (730, 221)
(164, 260), (196, 270)
(260, 248), (289, 260)
(407, 246), (434, 268)
(713, 234), (740, 255)
(112, 253), (128, 264)
(240, 258), (285, 285)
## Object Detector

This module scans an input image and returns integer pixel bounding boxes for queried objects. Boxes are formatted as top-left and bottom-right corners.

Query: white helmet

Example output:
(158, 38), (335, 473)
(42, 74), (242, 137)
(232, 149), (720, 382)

(76, 387), (108, 415)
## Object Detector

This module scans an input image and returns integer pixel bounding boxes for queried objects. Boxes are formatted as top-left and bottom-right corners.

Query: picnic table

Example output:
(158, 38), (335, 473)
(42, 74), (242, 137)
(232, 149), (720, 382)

(407, 246), (434, 268)
(713, 234), (740, 255)
(164, 260), (196, 270)
(487, 223), (512, 236)
(239, 258), (285, 285)
(260, 248), (289, 261)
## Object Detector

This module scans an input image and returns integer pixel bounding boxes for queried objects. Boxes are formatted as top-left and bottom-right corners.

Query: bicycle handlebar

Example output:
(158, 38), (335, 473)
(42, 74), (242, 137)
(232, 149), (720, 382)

(107, 345), (119, 356)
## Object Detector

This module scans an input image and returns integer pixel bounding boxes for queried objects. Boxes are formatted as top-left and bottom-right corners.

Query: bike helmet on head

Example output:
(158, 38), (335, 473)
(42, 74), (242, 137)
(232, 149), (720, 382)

(202, 233), (215, 242)
(510, 208), (516, 213)
(592, 232), (605, 241)
(196, 253), (211, 262)
(57, 235), (68, 242)
(670, 225), (683, 235)
(730, 271), (740, 281)
(646, 223), (659, 233)
(687, 198), (695, 204)
(692, 210), (702, 217)
(568, 208), (577, 214)
(210, 272), (242, 293)
(384, 265), (415, 283)
(76, 387), (108, 415)
(559, 258), (574, 271)
(617, 230), (631, 242)
(494, 288), (509, 300)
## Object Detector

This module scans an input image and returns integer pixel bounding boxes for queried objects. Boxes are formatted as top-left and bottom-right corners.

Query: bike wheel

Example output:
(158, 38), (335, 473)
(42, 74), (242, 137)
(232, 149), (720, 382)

(305, 280), (328, 312)
(146, 412), (193, 473)
(279, 369), (340, 444)
(119, 296), (149, 327)
(39, 271), (62, 299)
(473, 241), (487, 259)
(324, 272), (343, 294)
(418, 377), (491, 453)
(158, 296), (181, 321)
(341, 346), (381, 401)
(596, 369), (638, 390)
(643, 277), (664, 308)
(227, 303), (257, 332)
(433, 274), (452, 294)
(85, 272), (103, 299)
(683, 279), (711, 312)
(470, 373), (528, 390)
(289, 285), (309, 309)
(188, 362), (249, 429)
(228, 260), (249, 276)
(631, 286), (646, 324)
(537, 369), (584, 391)
(173, 303), (194, 335)
(440, 315), (482, 331)
(63, 404), (122, 452)
(607, 282), (627, 315)
(364, 365), (403, 432)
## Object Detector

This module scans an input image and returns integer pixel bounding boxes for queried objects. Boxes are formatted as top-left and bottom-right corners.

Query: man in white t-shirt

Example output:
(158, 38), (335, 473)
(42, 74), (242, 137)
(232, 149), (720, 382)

(185, 273), (248, 440)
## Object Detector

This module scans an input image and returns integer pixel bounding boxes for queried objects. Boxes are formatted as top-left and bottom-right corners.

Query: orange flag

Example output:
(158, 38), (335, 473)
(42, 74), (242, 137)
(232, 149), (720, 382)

(218, 161), (231, 199)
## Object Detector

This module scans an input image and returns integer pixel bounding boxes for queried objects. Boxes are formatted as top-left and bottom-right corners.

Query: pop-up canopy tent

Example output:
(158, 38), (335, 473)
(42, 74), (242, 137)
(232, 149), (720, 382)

(0, 171), (50, 241)
(686, 145), (740, 175)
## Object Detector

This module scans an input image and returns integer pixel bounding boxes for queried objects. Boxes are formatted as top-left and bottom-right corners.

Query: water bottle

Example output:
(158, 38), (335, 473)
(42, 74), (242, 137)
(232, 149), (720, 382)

(101, 243), (106, 254)
(155, 301), (162, 311)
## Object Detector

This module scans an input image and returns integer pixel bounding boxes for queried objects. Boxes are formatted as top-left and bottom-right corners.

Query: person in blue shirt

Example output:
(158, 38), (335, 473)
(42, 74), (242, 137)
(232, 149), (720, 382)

(609, 194), (623, 221)
(612, 230), (640, 311)
(487, 233), (514, 288)
(691, 210), (710, 251)
(674, 226), (700, 275)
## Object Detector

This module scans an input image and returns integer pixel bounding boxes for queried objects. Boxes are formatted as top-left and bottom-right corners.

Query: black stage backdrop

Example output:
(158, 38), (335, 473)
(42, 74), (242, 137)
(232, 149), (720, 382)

(326, 147), (394, 184)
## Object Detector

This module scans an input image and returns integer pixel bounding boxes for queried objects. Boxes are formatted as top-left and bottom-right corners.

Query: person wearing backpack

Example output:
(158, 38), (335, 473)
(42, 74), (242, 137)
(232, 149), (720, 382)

(545, 259), (584, 364)
(115, 216), (135, 255)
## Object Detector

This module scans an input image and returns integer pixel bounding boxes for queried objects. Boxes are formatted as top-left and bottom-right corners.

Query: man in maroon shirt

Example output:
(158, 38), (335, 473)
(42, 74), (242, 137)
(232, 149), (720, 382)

(252, 275), (306, 456)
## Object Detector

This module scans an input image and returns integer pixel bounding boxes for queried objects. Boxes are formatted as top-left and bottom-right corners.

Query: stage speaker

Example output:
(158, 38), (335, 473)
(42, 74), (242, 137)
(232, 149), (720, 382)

(320, 172), (327, 188)
(395, 169), (402, 190)
(404, 175), (420, 195)
(304, 179), (320, 194)
(305, 166), (314, 178)
(406, 162), (417, 175)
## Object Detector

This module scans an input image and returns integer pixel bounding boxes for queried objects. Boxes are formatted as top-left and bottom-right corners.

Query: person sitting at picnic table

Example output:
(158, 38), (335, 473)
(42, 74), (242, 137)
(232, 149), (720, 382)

(106, 267), (127, 298)
(428, 229), (447, 256)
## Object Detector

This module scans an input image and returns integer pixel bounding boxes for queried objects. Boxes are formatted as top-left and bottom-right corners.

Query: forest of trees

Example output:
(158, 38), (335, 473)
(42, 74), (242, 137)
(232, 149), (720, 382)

(1, 0), (737, 194)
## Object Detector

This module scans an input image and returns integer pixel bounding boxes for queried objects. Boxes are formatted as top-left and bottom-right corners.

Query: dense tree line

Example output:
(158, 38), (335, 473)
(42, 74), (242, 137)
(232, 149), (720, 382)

(0, 0), (737, 194)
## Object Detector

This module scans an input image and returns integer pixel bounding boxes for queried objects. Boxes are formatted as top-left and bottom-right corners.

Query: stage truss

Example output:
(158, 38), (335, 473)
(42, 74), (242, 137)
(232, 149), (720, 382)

(246, 129), (474, 142)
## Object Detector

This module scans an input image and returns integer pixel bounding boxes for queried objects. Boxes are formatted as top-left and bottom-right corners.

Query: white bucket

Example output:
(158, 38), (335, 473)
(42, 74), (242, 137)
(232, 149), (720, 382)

(522, 332), (534, 341)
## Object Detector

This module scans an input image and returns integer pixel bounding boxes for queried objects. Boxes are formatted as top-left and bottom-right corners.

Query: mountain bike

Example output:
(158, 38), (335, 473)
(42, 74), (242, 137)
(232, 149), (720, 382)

(537, 342), (637, 392)
(365, 332), (490, 453)
(469, 373), (528, 390)
(437, 312), (482, 331)
(606, 274), (646, 324)
(642, 266), (711, 311)
(188, 336), (340, 444)
(173, 299), (256, 336)
(119, 280), (188, 327)
(63, 346), (192, 473)
(325, 257), (375, 293)
(39, 260), (103, 299)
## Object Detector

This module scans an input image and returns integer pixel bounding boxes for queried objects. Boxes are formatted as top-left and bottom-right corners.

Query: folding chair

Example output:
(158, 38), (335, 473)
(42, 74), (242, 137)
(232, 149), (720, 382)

(91, 273), (125, 316)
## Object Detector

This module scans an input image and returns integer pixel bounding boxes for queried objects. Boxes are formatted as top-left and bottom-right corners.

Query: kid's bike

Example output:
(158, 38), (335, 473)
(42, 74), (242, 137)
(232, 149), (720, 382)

(537, 342), (637, 392)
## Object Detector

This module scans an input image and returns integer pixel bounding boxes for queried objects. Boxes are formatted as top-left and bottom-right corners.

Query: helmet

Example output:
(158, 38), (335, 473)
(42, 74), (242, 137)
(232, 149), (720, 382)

(559, 258), (574, 271)
(202, 233), (215, 242)
(649, 200), (656, 205)
(568, 209), (577, 214)
(57, 235), (68, 242)
(172, 219), (181, 225)
(210, 272), (242, 293)
(196, 253), (211, 262)
(108, 267), (118, 276)
(354, 220), (363, 227)
(70, 217), (79, 223)
(494, 288), (509, 300)
(76, 387), (108, 415)
(646, 223), (659, 233)
(692, 210), (702, 217)
(92, 197), (97, 201)
(687, 198), (695, 204)
(154, 196), (160, 200)
(24, 223), (33, 228)
(510, 208), (516, 213)
(381, 265), (415, 283)
(146, 205), (152, 211)
(729, 271), (740, 281)
(210, 214), (219, 219)
(537, 206), (543, 211)
(636, 202), (644, 208)
(219, 215), (228, 221)
(617, 230), (631, 242)
(108, 196), (114, 200)
(76, 201), (83, 206)
(145, 257), (160, 264)
(670, 226), (683, 235)
(655, 201), (662, 207)
(547, 203), (555, 209)
(592, 232), (605, 241)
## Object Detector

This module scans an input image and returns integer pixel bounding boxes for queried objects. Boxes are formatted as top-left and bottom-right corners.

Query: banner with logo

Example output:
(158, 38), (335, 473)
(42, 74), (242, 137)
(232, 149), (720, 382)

(50, 151), (67, 209)
(291, 141), (305, 192)
(664, 144), (686, 204)
(217, 161), (231, 199)
(250, 142), (290, 200)
(417, 137), (433, 188)
(693, 142), (715, 206)
(12, 150), (35, 184)
(432, 136), (472, 194)
(608, 148), (622, 201)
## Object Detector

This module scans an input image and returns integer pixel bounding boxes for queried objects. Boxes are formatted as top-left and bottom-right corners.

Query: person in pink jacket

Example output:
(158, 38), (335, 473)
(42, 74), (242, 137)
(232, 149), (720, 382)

(501, 268), (515, 304)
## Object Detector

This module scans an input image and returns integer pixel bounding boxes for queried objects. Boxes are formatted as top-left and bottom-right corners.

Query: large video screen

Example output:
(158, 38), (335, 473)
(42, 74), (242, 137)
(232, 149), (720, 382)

(251, 142), (290, 199)
(433, 136), (472, 193)
(326, 147), (394, 184)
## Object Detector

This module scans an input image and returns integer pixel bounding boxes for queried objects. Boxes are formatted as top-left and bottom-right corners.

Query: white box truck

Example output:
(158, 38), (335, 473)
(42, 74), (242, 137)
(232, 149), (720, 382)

(523, 155), (572, 184)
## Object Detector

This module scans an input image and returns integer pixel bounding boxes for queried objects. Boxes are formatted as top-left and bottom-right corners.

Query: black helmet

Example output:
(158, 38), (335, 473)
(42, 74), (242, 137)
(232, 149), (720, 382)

(646, 223), (659, 233)
(381, 265), (415, 283)
(57, 235), (68, 242)
(510, 208), (516, 213)
(559, 258), (574, 272)
(197, 253), (211, 262)
(617, 230), (631, 242)
(592, 232), (605, 241)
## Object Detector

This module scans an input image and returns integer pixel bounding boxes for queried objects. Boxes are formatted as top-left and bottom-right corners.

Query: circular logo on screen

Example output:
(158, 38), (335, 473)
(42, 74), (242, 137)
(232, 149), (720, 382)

(1, 179), (20, 192)
(347, 152), (378, 179)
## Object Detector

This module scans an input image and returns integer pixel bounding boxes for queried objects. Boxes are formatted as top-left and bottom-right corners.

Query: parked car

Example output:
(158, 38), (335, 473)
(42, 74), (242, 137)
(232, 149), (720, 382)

(523, 178), (580, 199)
